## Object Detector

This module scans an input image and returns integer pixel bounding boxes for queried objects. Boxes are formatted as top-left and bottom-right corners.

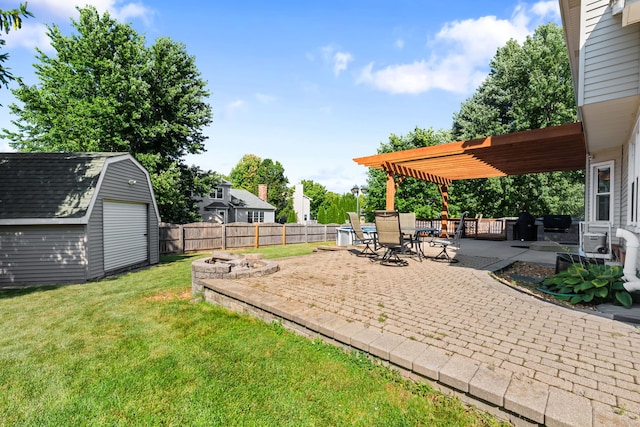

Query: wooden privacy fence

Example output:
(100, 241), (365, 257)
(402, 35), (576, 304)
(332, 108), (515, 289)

(159, 222), (341, 254)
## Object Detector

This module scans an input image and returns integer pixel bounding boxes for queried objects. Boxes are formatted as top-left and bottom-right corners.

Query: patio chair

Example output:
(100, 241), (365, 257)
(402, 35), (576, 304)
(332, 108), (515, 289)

(429, 211), (469, 263)
(347, 212), (377, 257)
(399, 212), (417, 249)
(374, 210), (414, 265)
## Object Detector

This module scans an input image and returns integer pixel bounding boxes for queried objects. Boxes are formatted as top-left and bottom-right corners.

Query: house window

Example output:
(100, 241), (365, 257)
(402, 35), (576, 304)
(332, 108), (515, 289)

(628, 126), (640, 227)
(210, 187), (223, 199)
(591, 161), (613, 222)
(247, 211), (264, 223)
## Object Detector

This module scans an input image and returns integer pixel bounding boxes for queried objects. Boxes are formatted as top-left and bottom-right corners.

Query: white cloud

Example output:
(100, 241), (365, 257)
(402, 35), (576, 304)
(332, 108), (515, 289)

(28, 0), (153, 21)
(3, 1), (154, 52)
(333, 51), (353, 76)
(357, 1), (560, 95)
(222, 99), (247, 119)
(320, 45), (353, 77)
(3, 23), (52, 52)
(530, 1), (561, 20)
(3, 0), (154, 52)
(255, 93), (276, 104)
(0, 142), (15, 152)
(395, 38), (405, 49)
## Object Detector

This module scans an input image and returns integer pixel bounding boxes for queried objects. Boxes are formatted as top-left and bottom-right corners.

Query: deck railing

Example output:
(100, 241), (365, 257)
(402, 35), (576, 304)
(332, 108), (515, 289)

(415, 217), (507, 240)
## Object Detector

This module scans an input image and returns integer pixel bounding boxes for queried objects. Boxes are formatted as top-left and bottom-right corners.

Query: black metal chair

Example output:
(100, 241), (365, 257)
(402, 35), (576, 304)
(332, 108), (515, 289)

(429, 211), (469, 263)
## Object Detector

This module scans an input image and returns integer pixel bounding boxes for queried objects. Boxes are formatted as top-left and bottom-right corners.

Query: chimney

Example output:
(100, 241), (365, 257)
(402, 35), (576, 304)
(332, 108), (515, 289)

(258, 184), (268, 202)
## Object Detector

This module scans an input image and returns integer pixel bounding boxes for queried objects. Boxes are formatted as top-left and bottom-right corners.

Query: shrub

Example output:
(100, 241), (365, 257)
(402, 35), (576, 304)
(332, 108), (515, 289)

(540, 263), (633, 308)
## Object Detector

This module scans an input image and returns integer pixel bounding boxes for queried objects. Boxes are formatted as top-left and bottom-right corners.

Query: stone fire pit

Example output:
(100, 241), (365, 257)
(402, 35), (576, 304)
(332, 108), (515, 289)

(192, 251), (279, 296)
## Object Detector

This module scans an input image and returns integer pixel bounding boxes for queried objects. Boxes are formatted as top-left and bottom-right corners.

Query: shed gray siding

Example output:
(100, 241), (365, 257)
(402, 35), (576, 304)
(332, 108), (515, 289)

(582, 0), (640, 105)
(87, 159), (159, 279)
(0, 225), (87, 286)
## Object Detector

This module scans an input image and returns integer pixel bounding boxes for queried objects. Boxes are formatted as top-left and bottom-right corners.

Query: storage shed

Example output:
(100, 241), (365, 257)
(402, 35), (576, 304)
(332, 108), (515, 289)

(0, 152), (160, 287)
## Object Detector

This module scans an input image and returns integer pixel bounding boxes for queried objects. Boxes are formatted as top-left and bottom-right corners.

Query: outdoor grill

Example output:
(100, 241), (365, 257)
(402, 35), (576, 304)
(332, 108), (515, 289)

(542, 215), (572, 232)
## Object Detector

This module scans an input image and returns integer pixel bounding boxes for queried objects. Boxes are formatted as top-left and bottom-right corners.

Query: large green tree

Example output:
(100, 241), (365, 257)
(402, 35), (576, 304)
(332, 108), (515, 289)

(365, 127), (452, 220)
(450, 23), (583, 218)
(228, 154), (292, 222)
(0, 3), (32, 89)
(3, 6), (216, 223)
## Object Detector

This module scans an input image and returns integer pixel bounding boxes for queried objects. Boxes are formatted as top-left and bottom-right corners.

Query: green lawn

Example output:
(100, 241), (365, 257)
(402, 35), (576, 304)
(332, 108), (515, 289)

(229, 241), (336, 258)
(0, 252), (508, 426)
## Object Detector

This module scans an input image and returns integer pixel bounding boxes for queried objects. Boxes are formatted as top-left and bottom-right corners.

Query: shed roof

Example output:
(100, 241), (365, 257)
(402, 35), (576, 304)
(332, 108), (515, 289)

(0, 152), (128, 220)
(353, 122), (586, 185)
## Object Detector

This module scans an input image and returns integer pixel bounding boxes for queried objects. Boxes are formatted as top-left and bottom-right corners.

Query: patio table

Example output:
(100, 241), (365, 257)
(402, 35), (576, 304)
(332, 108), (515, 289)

(400, 227), (440, 260)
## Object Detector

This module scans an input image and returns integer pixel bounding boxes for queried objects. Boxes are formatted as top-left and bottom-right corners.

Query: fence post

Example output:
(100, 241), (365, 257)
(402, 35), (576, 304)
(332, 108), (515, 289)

(282, 224), (286, 245)
(255, 223), (260, 248)
(222, 224), (226, 250)
(180, 225), (185, 254)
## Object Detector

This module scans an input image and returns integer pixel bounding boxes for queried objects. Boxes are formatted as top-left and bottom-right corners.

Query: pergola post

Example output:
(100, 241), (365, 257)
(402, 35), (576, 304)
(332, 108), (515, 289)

(438, 183), (449, 237)
(385, 171), (396, 210)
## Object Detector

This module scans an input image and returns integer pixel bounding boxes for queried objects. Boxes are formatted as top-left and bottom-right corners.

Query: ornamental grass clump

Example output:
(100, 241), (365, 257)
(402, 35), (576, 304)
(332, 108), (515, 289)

(540, 263), (633, 308)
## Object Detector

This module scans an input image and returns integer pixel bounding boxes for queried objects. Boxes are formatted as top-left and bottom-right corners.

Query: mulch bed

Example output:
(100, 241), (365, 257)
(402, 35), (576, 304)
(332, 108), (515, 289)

(492, 261), (596, 311)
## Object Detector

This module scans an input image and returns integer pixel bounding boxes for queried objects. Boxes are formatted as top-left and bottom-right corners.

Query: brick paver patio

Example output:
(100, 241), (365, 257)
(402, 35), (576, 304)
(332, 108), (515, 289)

(199, 246), (640, 427)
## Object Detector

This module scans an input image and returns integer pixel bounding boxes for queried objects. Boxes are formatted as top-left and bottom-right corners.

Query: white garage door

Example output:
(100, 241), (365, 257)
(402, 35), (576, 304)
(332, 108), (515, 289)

(103, 201), (148, 272)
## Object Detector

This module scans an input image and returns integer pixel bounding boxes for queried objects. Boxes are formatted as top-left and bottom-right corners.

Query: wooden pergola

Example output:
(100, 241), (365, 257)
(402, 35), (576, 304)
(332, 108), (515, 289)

(353, 122), (587, 236)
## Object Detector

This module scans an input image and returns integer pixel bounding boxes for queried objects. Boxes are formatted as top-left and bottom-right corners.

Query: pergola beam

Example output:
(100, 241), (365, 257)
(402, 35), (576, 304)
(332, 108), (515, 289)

(354, 122), (586, 221)
(353, 123), (586, 183)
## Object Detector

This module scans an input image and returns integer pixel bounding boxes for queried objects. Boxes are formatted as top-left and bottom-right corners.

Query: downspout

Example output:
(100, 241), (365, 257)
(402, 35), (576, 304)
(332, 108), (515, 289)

(615, 228), (640, 291)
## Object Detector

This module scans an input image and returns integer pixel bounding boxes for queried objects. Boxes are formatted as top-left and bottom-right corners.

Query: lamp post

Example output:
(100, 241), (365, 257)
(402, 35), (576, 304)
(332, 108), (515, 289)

(351, 185), (367, 220)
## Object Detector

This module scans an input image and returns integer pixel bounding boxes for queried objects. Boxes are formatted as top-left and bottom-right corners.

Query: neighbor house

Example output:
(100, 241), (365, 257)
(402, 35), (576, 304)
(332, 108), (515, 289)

(560, 0), (640, 262)
(292, 183), (312, 224)
(197, 179), (276, 223)
(0, 152), (160, 287)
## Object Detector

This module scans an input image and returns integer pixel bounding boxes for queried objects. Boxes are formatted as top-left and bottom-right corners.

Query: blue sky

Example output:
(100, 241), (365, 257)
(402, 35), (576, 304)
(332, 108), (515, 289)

(0, 0), (561, 193)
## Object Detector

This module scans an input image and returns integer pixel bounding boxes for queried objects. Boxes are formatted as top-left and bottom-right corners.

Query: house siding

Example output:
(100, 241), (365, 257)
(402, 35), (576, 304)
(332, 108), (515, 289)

(235, 210), (248, 223)
(0, 225), (87, 286)
(581, 0), (640, 105)
(87, 159), (159, 278)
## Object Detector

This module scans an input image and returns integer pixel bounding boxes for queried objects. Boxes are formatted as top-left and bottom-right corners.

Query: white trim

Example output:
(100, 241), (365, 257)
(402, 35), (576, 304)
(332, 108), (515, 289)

(0, 218), (87, 225)
(590, 160), (615, 222)
(577, 0), (586, 107)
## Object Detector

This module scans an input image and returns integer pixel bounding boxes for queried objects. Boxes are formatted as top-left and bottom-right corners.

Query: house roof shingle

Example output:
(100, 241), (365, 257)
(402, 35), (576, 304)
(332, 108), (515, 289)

(230, 189), (275, 210)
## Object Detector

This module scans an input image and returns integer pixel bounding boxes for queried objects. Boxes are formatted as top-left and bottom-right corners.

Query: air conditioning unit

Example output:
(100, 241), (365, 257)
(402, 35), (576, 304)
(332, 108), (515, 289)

(579, 222), (614, 260)
(582, 232), (608, 254)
